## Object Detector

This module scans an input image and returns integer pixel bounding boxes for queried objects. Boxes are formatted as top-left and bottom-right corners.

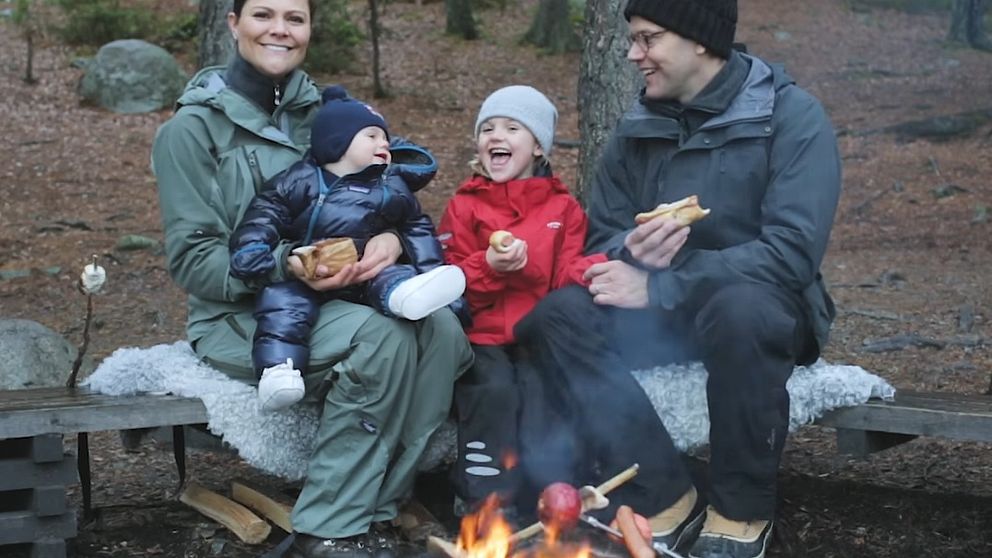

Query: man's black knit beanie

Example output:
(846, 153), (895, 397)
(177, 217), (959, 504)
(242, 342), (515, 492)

(624, 0), (737, 59)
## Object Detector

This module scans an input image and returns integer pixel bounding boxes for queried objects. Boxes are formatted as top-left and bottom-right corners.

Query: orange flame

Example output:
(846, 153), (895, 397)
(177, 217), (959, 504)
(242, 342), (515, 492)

(457, 494), (513, 558)
(455, 494), (592, 558)
(502, 450), (519, 471)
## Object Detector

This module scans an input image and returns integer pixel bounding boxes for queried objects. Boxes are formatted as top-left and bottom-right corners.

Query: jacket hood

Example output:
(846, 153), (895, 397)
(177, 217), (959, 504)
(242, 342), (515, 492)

(617, 53), (795, 138)
(174, 66), (320, 148)
(388, 141), (438, 192)
(454, 174), (571, 211)
(176, 65), (320, 111)
(456, 173), (569, 195)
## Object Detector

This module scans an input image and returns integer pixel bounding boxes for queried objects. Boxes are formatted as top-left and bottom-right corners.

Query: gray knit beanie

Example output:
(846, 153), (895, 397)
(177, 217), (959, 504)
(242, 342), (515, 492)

(474, 85), (558, 156)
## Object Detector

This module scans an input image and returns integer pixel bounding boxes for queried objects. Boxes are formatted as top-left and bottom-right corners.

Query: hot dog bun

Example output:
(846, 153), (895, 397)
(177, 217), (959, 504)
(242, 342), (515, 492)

(488, 230), (517, 253)
(292, 237), (359, 279)
(634, 195), (711, 226)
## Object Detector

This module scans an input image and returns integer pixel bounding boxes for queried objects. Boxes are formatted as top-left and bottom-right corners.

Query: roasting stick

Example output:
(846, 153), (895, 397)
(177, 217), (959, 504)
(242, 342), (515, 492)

(427, 535), (468, 558)
(508, 463), (641, 544)
(581, 514), (686, 558)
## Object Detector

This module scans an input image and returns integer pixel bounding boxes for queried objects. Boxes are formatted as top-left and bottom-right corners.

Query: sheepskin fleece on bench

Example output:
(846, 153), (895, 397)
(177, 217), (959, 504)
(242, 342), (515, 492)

(83, 341), (895, 481)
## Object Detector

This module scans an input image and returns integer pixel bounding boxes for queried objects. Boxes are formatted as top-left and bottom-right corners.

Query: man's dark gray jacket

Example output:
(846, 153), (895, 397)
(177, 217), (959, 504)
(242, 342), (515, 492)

(586, 52), (841, 350)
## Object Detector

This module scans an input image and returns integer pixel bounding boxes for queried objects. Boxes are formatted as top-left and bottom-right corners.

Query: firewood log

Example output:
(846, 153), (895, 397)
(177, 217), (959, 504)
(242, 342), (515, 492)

(179, 482), (271, 544)
(231, 480), (293, 533)
(427, 535), (468, 558)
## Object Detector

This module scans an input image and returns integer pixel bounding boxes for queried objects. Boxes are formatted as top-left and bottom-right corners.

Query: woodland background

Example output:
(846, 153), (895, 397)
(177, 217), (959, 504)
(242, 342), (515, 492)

(1, 0), (992, 556)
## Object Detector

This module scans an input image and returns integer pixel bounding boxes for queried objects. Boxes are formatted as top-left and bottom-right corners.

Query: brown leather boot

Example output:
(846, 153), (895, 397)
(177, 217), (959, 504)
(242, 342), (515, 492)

(687, 506), (773, 558)
(646, 486), (706, 553)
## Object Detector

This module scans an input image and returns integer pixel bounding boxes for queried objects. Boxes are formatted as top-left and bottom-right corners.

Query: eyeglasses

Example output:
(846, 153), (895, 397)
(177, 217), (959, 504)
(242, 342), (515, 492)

(628, 30), (667, 52)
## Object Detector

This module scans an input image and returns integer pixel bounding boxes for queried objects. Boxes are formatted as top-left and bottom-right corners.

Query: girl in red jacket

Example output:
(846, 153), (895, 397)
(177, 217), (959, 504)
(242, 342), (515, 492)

(438, 85), (605, 519)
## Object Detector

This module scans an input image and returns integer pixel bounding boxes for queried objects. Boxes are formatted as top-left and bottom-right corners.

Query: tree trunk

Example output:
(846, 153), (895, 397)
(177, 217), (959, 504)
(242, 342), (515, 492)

(198, 0), (235, 69)
(369, 0), (387, 98)
(576, 0), (640, 203)
(949, 0), (970, 41)
(13, 0), (37, 84)
(948, 0), (991, 51)
(445, 0), (478, 40)
(23, 27), (38, 84)
(523, 0), (580, 54)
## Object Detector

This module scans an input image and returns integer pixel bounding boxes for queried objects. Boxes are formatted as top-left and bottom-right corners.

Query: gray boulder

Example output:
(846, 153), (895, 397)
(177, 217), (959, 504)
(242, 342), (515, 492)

(78, 39), (187, 114)
(0, 319), (92, 390)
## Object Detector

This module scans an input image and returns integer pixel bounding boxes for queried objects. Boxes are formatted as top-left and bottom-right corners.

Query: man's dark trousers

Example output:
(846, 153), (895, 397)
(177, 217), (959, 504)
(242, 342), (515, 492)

(514, 282), (817, 520)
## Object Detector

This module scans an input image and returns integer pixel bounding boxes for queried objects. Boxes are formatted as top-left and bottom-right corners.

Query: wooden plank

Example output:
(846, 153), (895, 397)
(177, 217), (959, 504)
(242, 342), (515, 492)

(29, 539), (68, 558)
(30, 435), (64, 464)
(0, 388), (207, 439)
(146, 424), (231, 453)
(32, 486), (68, 517)
(834, 428), (918, 457)
(0, 510), (76, 546)
(818, 390), (992, 444)
(0, 459), (76, 492)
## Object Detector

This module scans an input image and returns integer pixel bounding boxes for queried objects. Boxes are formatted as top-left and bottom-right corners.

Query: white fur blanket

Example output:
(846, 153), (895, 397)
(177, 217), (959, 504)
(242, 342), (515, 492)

(83, 341), (894, 481)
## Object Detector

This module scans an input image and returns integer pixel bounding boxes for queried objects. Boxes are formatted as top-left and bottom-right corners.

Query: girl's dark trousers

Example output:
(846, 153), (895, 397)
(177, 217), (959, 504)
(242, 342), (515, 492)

(451, 343), (571, 517)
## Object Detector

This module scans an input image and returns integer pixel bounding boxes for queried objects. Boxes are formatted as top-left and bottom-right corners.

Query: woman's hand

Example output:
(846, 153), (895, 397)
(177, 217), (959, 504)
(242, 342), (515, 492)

(288, 254), (364, 291)
(583, 260), (650, 309)
(287, 233), (403, 290)
(624, 216), (689, 270)
(354, 232), (403, 282)
(486, 239), (528, 273)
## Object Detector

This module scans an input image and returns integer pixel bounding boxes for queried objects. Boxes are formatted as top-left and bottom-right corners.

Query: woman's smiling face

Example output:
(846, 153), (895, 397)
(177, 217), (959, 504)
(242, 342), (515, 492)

(228, 0), (311, 80)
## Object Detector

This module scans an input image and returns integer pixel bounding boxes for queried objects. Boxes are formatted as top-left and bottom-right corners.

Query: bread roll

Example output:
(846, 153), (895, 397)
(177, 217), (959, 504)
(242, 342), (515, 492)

(634, 195), (711, 226)
(292, 237), (359, 279)
(488, 230), (517, 253)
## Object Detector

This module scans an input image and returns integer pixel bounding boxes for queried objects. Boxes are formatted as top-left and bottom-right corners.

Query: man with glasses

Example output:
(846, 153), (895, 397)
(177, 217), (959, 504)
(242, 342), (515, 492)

(513, 1), (841, 557)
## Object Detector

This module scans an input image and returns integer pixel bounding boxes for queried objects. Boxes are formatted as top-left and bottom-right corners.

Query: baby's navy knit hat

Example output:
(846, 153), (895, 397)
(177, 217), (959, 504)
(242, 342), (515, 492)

(311, 85), (389, 166)
(624, 0), (737, 59)
(475, 85), (558, 156)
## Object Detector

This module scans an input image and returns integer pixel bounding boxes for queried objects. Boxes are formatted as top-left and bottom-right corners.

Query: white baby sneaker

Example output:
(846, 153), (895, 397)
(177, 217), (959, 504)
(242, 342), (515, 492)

(387, 265), (466, 321)
(257, 358), (305, 413)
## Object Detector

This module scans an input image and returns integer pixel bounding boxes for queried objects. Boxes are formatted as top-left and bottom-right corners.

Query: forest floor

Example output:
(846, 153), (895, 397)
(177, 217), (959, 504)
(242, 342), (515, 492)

(1, 0), (992, 556)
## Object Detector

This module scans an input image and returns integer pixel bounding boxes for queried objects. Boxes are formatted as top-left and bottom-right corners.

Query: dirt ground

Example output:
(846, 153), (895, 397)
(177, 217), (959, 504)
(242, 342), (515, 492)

(1, 0), (992, 556)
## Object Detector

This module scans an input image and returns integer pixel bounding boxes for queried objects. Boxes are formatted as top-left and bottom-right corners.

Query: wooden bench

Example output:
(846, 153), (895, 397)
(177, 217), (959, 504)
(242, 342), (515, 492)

(3, 386), (991, 555)
(0, 387), (207, 558)
(0, 387), (207, 440)
(817, 390), (992, 456)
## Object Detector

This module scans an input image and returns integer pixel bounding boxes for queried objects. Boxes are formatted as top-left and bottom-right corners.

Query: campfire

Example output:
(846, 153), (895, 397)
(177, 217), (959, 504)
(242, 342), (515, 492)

(428, 464), (641, 558)
(456, 494), (514, 558)
(455, 493), (590, 558)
